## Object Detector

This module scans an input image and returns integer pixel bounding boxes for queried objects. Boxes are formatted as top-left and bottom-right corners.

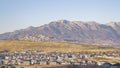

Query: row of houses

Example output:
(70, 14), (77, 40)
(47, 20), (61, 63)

(0, 50), (120, 68)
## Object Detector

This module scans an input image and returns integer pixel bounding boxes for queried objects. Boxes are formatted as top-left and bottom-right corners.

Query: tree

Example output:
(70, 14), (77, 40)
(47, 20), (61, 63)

(1, 66), (5, 68)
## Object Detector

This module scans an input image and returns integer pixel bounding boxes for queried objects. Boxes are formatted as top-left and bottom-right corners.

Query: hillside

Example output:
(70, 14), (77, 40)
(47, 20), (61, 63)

(0, 20), (120, 46)
(0, 40), (118, 52)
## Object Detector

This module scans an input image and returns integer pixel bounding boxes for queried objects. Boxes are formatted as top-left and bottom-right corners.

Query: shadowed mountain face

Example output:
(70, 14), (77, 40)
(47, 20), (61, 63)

(0, 20), (120, 45)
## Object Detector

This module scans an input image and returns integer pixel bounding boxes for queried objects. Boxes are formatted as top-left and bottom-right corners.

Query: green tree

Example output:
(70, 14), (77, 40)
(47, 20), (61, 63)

(1, 66), (5, 68)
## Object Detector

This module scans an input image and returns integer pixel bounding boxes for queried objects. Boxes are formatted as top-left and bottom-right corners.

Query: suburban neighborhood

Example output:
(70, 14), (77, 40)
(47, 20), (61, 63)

(0, 50), (120, 68)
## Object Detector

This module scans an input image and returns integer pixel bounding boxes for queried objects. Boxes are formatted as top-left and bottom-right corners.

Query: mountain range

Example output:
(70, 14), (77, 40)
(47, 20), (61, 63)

(0, 20), (120, 47)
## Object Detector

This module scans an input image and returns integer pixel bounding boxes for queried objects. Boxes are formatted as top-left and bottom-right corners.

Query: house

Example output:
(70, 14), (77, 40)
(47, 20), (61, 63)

(20, 60), (30, 65)
(49, 61), (57, 65)
(39, 61), (47, 65)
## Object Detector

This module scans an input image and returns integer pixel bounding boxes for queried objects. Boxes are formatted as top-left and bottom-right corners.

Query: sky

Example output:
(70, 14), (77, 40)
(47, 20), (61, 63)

(0, 0), (120, 34)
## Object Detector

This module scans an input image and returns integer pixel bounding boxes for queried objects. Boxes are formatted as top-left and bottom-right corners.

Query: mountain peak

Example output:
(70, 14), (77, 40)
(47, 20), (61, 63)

(86, 21), (99, 25)
(107, 22), (118, 27)
(57, 19), (69, 22)
(28, 26), (34, 28)
(49, 19), (70, 25)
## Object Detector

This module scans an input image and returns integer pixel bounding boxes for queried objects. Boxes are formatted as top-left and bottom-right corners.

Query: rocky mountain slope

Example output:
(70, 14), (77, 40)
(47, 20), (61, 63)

(0, 20), (120, 46)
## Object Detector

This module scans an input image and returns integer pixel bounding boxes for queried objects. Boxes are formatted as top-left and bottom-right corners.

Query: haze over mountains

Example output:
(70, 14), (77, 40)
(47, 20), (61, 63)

(0, 20), (120, 46)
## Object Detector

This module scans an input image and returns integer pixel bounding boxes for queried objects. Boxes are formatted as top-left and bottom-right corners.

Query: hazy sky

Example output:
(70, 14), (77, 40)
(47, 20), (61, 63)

(0, 0), (120, 34)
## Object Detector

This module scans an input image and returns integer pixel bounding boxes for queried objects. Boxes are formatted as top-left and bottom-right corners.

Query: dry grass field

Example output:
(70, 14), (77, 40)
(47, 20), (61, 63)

(0, 40), (119, 52)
